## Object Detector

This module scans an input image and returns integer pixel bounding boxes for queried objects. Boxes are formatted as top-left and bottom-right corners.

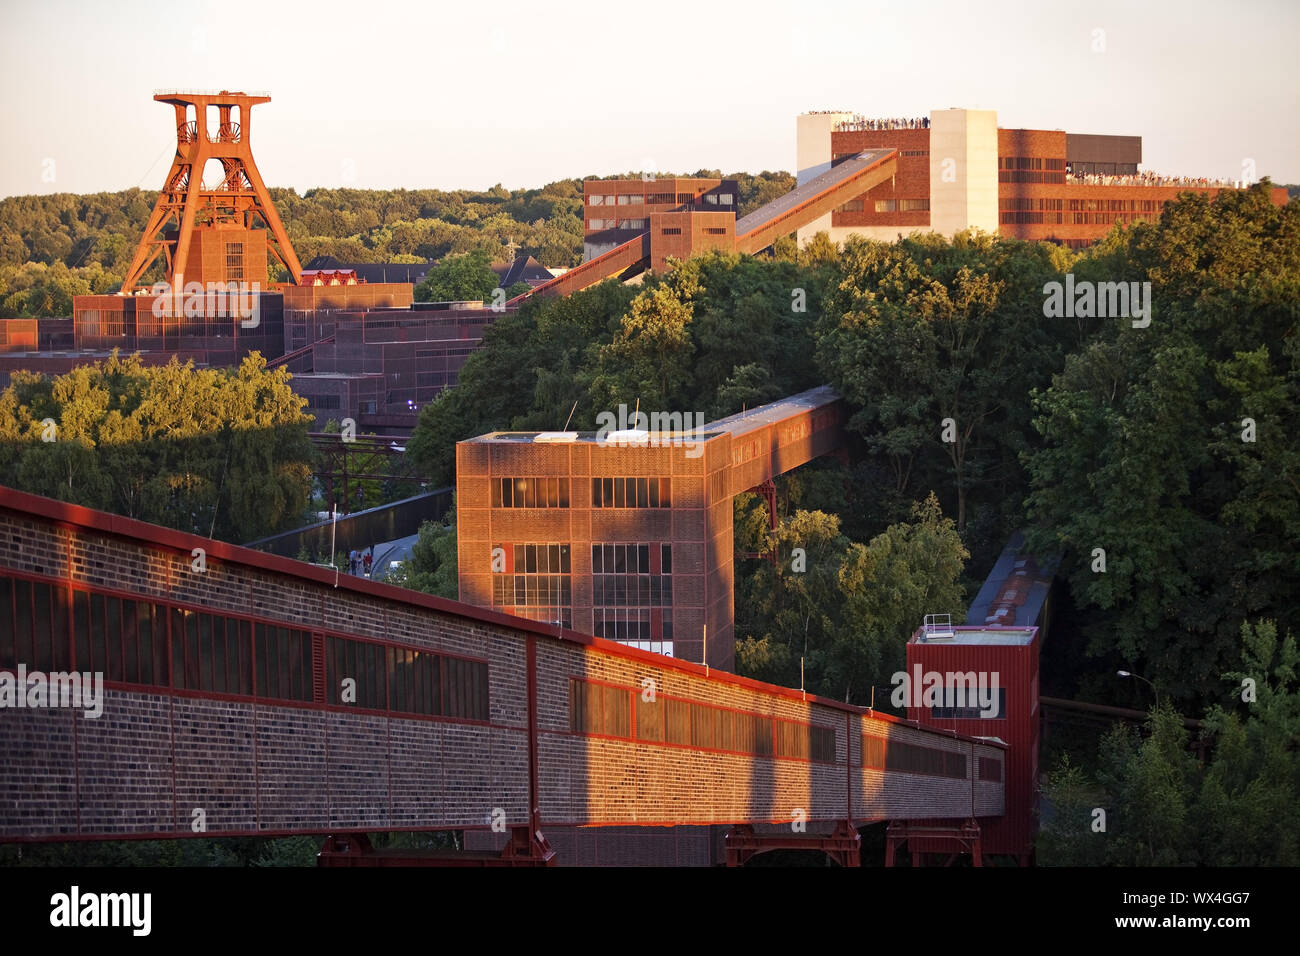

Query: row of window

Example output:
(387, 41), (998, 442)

(493, 477), (676, 511)
(499, 543), (571, 575)
(592, 575), (673, 607)
(569, 679), (835, 762)
(837, 199), (930, 214)
(492, 575), (571, 609)
(324, 638), (488, 719)
(999, 156), (1066, 171)
(0, 574), (489, 720)
(1001, 212), (1160, 227)
(592, 543), (669, 576)
(586, 218), (648, 231)
(586, 192), (735, 206)
(593, 607), (673, 642)
(1001, 198), (1067, 211)
(591, 477), (671, 509)
(862, 735), (967, 779)
(492, 477), (570, 509)
(998, 171), (1066, 184)
(932, 688), (1007, 719)
(1068, 198), (1162, 212)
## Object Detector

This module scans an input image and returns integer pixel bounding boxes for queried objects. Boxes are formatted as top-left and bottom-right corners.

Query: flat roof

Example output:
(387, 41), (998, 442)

(467, 430), (722, 445)
(703, 385), (840, 437)
(465, 385), (840, 446)
(913, 626), (1038, 646)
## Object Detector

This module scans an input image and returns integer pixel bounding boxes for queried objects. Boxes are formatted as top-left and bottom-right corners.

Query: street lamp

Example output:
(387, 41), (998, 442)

(1117, 669), (1159, 708)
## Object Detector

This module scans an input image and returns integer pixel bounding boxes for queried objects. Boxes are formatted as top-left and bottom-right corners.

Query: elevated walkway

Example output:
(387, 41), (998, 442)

(511, 150), (899, 303)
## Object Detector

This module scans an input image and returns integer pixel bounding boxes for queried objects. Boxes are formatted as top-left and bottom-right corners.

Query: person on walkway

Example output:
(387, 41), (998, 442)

(363, 549), (373, 577)
(348, 549), (358, 575)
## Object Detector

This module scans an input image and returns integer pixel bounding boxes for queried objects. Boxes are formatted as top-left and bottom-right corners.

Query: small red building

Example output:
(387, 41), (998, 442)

(902, 531), (1056, 864)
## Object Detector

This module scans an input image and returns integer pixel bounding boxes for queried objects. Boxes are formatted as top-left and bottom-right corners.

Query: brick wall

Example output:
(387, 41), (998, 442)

(0, 493), (1004, 843)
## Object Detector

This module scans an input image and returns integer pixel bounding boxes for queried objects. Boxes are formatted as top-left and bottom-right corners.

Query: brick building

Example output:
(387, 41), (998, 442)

(456, 387), (846, 670)
(0, 485), (1007, 865)
(797, 109), (1288, 248)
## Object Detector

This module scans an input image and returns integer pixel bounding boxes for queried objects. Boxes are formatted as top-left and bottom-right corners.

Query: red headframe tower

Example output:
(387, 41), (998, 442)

(119, 90), (302, 293)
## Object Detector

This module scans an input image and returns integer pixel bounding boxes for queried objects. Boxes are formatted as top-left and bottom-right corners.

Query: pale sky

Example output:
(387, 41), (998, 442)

(2, 0), (1297, 199)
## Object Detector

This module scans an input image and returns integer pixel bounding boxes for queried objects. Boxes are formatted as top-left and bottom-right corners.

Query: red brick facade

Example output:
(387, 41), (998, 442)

(0, 487), (1004, 851)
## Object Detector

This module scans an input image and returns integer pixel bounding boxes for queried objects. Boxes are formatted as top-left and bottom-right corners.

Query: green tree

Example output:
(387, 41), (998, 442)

(414, 248), (499, 303)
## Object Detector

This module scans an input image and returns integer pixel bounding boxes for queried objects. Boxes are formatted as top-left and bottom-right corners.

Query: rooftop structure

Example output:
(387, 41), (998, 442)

(797, 108), (1288, 249)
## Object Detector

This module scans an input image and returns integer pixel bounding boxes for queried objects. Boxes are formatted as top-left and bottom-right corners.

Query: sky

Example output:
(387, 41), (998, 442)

(1, 0), (1297, 198)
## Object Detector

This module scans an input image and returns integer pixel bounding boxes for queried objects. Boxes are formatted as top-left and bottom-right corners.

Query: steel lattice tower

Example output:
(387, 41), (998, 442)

(119, 90), (301, 293)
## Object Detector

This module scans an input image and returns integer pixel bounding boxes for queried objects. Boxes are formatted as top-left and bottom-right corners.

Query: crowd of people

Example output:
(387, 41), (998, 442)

(1066, 169), (1239, 188)
(348, 547), (374, 577)
(835, 115), (930, 131)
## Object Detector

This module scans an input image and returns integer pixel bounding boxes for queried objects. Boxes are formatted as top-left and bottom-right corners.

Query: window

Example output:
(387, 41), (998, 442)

(660, 227), (683, 236)
(225, 242), (244, 281)
(253, 622), (313, 702)
(932, 688), (1006, 719)
(618, 218), (648, 230)
(493, 477), (570, 508)
(588, 195), (604, 205)
(491, 543), (572, 627)
(0, 573), (489, 719)
(874, 199), (897, 213)
(837, 199), (864, 213)
(569, 680), (630, 736)
(978, 756), (1003, 781)
(325, 635), (386, 708)
(590, 477), (670, 508)
(776, 721), (837, 762)
(863, 735), (967, 778)
(719, 193), (733, 205)
(616, 194), (640, 205)
(704, 227), (727, 235)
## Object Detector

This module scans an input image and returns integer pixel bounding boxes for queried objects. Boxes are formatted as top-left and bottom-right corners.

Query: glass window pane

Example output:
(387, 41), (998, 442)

(121, 599), (139, 682)
(33, 582), (54, 672)
(172, 609), (188, 689)
(137, 604), (153, 685)
(87, 592), (107, 675)
(104, 596), (122, 681)
(211, 621), (227, 693)
(0, 578), (13, 669)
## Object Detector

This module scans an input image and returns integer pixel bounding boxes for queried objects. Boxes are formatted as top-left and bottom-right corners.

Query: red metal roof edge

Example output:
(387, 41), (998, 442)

(0, 483), (1003, 749)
